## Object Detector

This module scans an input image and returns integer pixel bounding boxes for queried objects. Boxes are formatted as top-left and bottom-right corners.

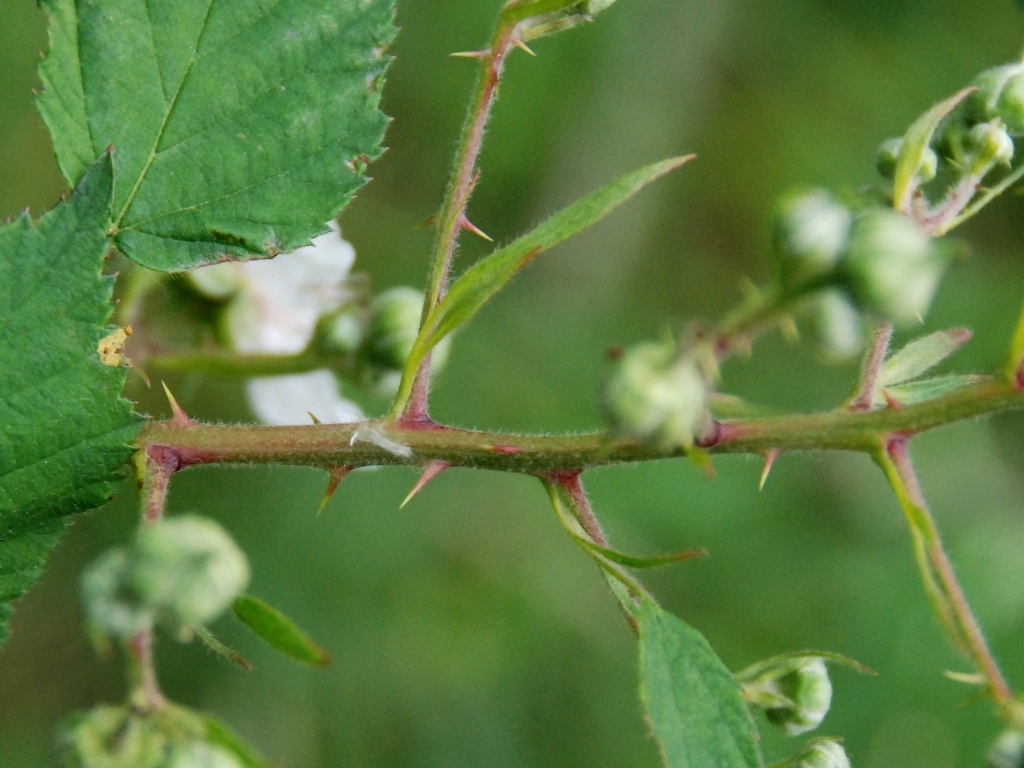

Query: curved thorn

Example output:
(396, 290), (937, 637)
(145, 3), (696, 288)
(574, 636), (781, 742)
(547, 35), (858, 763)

(319, 466), (353, 515)
(401, 461), (450, 509)
(457, 214), (493, 242)
(759, 449), (781, 491)
(161, 381), (195, 426)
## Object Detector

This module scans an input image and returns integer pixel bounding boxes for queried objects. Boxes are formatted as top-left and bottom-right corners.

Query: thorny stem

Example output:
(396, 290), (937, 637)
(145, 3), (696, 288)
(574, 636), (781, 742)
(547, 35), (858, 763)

(850, 322), (894, 411)
(398, 15), (523, 423)
(878, 439), (1016, 715)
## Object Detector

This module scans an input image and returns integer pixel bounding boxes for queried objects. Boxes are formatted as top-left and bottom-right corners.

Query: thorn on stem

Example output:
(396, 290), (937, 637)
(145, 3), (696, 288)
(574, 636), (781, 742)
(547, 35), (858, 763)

(161, 382), (195, 426)
(401, 461), (450, 509)
(319, 466), (354, 515)
(457, 214), (493, 242)
(512, 38), (536, 56)
(308, 411), (323, 425)
(759, 449), (781, 491)
(451, 50), (488, 59)
(882, 389), (904, 410)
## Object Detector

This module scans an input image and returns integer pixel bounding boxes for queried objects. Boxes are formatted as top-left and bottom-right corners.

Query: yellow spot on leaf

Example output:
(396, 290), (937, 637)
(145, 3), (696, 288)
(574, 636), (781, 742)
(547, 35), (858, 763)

(98, 326), (132, 367)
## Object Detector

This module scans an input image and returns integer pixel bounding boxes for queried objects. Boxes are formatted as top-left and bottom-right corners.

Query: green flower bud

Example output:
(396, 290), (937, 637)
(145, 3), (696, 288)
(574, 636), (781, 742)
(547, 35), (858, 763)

(843, 209), (948, 326)
(786, 740), (850, 768)
(361, 287), (451, 389)
(772, 189), (852, 289)
(990, 730), (1024, 768)
(189, 262), (242, 301)
(965, 121), (1015, 173)
(81, 549), (155, 638)
(806, 289), (864, 363)
(876, 138), (937, 182)
(165, 742), (243, 768)
(763, 658), (833, 736)
(602, 342), (709, 448)
(968, 64), (1024, 135)
(319, 305), (365, 355)
(130, 516), (250, 631)
(60, 707), (166, 768)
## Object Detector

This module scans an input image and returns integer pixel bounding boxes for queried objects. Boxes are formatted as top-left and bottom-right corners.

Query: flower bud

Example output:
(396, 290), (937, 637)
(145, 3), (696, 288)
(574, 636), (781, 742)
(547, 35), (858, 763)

(876, 138), (937, 182)
(166, 742), (244, 768)
(602, 342), (709, 448)
(81, 549), (155, 638)
(786, 740), (851, 768)
(361, 287), (451, 387)
(60, 707), (166, 768)
(130, 516), (250, 630)
(990, 730), (1024, 768)
(843, 209), (947, 326)
(189, 262), (242, 301)
(319, 305), (366, 355)
(762, 658), (833, 736)
(968, 64), (1024, 135)
(964, 121), (1015, 173)
(805, 289), (864, 362)
(772, 190), (852, 289)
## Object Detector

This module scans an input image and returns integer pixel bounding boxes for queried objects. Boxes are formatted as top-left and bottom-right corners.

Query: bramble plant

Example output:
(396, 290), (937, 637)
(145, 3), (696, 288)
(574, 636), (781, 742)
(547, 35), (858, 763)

(7, 0), (1024, 766)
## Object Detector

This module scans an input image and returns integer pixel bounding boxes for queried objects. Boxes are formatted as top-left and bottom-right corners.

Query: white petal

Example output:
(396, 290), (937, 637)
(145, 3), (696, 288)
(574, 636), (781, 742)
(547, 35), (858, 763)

(246, 371), (364, 426)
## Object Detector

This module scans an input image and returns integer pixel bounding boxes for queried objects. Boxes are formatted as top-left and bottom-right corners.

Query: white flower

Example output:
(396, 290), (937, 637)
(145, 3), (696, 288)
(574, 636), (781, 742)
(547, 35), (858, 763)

(191, 222), (364, 426)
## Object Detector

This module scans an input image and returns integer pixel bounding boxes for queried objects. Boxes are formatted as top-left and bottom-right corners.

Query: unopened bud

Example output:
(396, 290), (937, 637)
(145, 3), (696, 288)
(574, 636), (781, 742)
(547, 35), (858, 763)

(772, 190), (852, 289)
(131, 516), (250, 630)
(843, 209), (947, 326)
(965, 121), (1015, 173)
(166, 742), (244, 768)
(319, 305), (365, 355)
(786, 740), (851, 768)
(806, 289), (864, 362)
(189, 262), (242, 301)
(81, 550), (155, 638)
(602, 342), (709, 448)
(362, 287), (450, 386)
(762, 658), (833, 736)
(990, 730), (1024, 768)
(60, 707), (165, 768)
(876, 138), (937, 183)
(968, 64), (1024, 136)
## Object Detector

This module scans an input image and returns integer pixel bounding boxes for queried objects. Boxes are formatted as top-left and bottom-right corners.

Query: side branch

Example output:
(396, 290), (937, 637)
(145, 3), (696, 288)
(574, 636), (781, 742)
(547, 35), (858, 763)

(138, 379), (1024, 471)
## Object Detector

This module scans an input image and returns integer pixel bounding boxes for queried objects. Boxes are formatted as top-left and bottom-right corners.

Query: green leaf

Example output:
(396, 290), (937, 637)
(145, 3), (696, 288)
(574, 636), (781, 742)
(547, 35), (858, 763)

(196, 625), (252, 670)
(639, 600), (763, 768)
(879, 329), (972, 386)
(403, 156), (693, 382)
(201, 713), (272, 768)
(885, 375), (987, 405)
(38, 0), (396, 272)
(893, 87), (974, 212)
(232, 594), (330, 667)
(736, 651), (876, 684)
(0, 154), (142, 648)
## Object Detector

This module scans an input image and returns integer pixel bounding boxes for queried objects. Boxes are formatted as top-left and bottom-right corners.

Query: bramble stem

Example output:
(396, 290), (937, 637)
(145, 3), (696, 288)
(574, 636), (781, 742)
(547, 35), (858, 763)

(878, 439), (1014, 711)
(849, 322), (893, 411)
(396, 14), (522, 422)
(141, 349), (356, 378)
(550, 470), (607, 546)
(137, 378), (1024, 471)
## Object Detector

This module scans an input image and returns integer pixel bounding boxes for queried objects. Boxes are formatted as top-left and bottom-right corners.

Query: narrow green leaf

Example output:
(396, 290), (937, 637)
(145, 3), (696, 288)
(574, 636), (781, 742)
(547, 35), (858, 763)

(196, 626), (252, 670)
(736, 651), (876, 684)
(402, 157), (693, 381)
(879, 329), (972, 386)
(580, 539), (706, 570)
(894, 88), (974, 211)
(0, 155), (142, 649)
(639, 599), (763, 768)
(201, 713), (272, 768)
(886, 375), (987, 405)
(38, 0), (396, 272)
(233, 594), (330, 667)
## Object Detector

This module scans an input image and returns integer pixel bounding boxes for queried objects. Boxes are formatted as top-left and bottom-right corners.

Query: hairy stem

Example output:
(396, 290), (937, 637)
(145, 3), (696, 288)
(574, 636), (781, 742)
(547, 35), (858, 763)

(396, 17), (521, 422)
(141, 349), (356, 378)
(878, 439), (1014, 710)
(849, 322), (893, 411)
(549, 470), (607, 546)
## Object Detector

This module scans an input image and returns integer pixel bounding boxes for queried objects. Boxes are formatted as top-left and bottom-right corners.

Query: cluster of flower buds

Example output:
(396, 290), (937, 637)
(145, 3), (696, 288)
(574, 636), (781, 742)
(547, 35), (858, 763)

(781, 739), (851, 768)
(188, 223), (447, 422)
(82, 516), (250, 639)
(742, 655), (834, 736)
(61, 705), (246, 768)
(601, 341), (711, 449)
(771, 189), (952, 354)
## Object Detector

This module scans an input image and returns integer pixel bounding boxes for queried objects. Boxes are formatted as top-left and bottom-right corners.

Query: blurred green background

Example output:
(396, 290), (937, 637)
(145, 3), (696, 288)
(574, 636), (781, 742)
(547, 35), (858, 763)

(5, 0), (1024, 765)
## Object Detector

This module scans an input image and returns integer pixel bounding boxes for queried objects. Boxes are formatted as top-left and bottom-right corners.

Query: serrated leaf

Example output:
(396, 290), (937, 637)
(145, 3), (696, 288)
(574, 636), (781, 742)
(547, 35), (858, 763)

(38, 0), (396, 272)
(894, 87), (974, 212)
(233, 594), (330, 667)
(639, 600), (763, 768)
(201, 713), (272, 768)
(879, 329), (972, 387)
(401, 157), (693, 387)
(885, 375), (987, 406)
(0, 155), (142, 648)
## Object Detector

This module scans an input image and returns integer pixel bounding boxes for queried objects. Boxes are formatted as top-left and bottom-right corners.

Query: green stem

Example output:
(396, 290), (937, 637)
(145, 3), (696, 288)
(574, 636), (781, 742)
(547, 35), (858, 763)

(876, 439), (1015, 713)
(138, 378), (1024, 470)
(937, 163), (1024, 236)
(142, 349), (355, 378)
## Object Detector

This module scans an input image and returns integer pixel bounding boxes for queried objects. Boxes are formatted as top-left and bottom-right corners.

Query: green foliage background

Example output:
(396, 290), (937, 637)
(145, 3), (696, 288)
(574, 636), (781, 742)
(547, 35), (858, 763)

(4, 0), (1024, 766)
